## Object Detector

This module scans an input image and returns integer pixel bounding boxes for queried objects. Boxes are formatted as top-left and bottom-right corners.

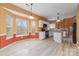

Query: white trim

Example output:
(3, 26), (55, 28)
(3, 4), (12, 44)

(0, 33), (6, 36)
(31, 33), (36, 35)
(16, 34), (29, 37)
(13, 32), (29, 37)
(0, 33), (13, 40)
(2, 7), (30, 19)
(6, 36), (13, 40)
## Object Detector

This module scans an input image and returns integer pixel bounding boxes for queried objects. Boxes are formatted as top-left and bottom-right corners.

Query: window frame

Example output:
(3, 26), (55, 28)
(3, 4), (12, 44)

(31, 20), (36, 35)
(16, 18), (29, 37)
(6, 15), (13, 39)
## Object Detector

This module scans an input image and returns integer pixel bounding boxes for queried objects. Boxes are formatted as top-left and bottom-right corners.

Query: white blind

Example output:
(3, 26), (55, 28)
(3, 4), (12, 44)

(31, 20), (36, 33)
(6, 15), (13, 38)
(16, 19), (28, 35)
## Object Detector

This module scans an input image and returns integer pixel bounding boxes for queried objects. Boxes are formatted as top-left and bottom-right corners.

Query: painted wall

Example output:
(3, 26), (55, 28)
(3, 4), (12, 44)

(0, 4), (42, 48)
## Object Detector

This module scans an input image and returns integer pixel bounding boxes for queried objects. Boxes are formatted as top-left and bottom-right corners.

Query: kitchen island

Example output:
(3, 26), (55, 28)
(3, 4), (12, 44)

(53, 29), (63, 43)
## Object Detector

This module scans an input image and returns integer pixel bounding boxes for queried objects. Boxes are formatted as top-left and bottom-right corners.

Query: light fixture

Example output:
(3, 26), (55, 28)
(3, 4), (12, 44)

(29, 3), (34, 19)
(29, 15), (34, 19)
(25, 3), (34, 19)
(56, 12), (60, 22)
(57, 20), (61, 22)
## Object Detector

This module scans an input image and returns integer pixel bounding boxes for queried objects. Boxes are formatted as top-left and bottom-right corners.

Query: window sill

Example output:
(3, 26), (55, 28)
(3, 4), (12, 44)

(16, 34), (29, 37)
(6, 36), (13, 40)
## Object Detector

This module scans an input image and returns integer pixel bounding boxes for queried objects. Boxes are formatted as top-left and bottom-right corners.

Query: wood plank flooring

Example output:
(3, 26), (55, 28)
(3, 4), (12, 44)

(0, 38), (79, 56)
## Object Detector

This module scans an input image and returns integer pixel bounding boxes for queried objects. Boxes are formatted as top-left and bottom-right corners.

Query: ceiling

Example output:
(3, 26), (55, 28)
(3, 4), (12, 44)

(12, 3), (78, 20)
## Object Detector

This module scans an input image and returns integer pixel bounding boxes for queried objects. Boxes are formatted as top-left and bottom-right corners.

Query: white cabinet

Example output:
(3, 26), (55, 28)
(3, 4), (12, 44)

(53, 32), (63, 43)
(62, 31), (67, 37)
(49, 31), (53, 37)
(39, 32), (45, 40)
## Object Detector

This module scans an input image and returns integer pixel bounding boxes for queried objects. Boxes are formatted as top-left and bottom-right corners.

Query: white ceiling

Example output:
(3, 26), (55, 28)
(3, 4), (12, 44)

(12, 3), (78, 20)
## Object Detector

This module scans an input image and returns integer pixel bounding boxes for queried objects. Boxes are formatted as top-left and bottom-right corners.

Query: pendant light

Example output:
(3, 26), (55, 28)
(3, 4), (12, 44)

(29, 3), (34, 19)
(26, 3), (34, 19)
(56, 13), (61, 22)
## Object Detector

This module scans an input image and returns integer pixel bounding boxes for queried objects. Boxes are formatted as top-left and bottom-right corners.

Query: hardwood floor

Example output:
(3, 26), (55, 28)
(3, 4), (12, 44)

(0, 37), (79, 56)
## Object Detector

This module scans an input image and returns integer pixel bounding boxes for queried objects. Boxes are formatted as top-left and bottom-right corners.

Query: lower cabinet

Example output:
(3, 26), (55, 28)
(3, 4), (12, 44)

(53, 32), (63, 43)
(39, 32), (45, 40)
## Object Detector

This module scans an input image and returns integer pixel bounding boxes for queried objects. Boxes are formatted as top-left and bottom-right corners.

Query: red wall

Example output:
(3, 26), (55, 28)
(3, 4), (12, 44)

(0, 33), (39, 48)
